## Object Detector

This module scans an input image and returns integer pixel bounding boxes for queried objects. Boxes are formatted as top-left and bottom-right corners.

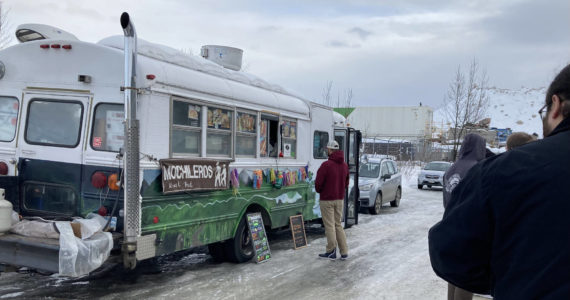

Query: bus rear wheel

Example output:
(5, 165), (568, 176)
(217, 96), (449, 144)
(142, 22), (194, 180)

(226, 216), (254, 263)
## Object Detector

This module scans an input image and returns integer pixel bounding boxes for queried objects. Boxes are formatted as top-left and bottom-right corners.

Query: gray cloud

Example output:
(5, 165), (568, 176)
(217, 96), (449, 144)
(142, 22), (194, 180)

(325, 40), (361, 48)
(479, 0), (569, 46)
(348, 27), (372, 40)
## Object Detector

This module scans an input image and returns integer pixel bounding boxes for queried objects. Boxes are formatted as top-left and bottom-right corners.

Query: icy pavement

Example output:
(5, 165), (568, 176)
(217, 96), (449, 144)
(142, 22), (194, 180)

(0, 168), (490, 299)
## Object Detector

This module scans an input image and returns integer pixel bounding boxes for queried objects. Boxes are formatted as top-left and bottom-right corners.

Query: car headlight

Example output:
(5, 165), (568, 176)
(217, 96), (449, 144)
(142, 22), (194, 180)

(359, 183), (373, 190)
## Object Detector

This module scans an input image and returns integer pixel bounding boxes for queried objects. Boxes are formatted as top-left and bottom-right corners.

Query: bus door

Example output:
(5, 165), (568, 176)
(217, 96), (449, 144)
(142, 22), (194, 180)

(0, 93), (22, 209)
(16, 92), (91, 218)
(334, 128), (361, 228)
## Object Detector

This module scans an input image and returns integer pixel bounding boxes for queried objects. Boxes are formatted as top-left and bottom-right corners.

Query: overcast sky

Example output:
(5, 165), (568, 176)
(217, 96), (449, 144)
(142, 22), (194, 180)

(3, 0), (569, 108)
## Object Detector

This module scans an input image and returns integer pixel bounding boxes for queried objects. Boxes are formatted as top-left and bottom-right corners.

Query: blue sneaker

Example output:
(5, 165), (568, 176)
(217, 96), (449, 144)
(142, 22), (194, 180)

(340, 254), (348, 261)
(318, 249), (336, 260)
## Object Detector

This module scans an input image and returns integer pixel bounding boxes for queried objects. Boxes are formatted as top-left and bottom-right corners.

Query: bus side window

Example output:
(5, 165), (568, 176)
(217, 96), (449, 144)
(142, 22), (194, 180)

(260, 115), (278, 158)
(313, 131), (329, 159)
(281, 119), (297, 158)
(91, 103), (124, 152)
(0, 96), (19, 142)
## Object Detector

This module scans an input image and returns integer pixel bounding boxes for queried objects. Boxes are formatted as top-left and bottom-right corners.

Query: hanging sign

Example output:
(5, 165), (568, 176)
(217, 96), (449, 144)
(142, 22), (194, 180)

(160, 159), (229, 194)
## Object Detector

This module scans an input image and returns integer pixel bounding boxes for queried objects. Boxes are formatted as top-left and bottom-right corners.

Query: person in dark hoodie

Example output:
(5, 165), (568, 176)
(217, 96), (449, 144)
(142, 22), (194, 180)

(441, 133), (486, 300)
(429, 64), (570, 299)
(315, 140), (349, 260)
(443, 133), (487, 209)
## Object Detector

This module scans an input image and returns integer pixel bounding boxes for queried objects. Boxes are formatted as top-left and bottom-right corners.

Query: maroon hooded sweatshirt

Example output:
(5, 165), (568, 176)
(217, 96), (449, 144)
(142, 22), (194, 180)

(315, 150), (349, 200)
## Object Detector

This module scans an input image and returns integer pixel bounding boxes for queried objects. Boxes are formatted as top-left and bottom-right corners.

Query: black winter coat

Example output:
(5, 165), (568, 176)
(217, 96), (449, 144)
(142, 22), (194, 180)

(429, 117), (570, 299)
(442, 133), (486, 208)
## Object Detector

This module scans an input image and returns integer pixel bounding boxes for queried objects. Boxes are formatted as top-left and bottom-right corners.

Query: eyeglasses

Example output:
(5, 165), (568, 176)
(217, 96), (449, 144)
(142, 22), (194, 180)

(538, 103), (550, 119)
(539, 95), (568, 119)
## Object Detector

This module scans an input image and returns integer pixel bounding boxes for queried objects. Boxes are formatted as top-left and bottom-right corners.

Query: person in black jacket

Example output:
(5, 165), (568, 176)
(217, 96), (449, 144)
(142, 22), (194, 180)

(442, 133), (486, 209)
(429, 63), (570, 299)
(441, 133), (486, 300)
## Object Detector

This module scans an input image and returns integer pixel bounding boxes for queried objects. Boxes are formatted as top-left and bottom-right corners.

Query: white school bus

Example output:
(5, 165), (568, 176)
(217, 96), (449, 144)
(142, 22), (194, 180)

(0, 13), (360, 275)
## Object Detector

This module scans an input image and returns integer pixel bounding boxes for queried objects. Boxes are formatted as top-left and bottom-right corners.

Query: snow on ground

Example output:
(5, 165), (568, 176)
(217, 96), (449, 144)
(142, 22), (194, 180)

(0, 166), (491, 299)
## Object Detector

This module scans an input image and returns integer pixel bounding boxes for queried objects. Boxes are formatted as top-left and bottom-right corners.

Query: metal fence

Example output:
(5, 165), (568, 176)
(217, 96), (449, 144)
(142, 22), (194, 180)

(361, 136), (453, 163)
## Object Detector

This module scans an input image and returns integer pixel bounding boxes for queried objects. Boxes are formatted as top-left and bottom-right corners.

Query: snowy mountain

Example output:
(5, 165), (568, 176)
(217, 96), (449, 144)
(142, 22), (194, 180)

(434, 86), (546, 138)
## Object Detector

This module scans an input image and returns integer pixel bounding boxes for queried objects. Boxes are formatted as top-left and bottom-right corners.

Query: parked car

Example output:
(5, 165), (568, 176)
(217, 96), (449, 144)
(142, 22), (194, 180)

(417, 161), (452, 189)
(358, 157), (402, 214)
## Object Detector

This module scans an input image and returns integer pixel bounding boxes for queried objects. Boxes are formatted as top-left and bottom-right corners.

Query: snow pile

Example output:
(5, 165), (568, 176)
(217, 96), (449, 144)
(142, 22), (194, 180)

(435, 86), (546, 138)
(98, 36), (302, 99)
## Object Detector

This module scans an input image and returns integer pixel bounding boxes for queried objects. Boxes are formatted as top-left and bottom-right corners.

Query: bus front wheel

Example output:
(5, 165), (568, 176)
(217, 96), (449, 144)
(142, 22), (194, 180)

(226, 216), (254, 263)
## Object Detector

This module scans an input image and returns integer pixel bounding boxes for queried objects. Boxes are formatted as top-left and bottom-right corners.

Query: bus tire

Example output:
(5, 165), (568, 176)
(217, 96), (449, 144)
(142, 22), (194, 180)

(226, 216), (254, 263)
(208, 242), (228, 262)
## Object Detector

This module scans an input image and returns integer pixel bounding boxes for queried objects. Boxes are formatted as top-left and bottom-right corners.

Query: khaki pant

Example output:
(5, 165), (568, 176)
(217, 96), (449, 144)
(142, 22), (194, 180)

(320, 200), (348, 255)
(448, 283), (473, 300)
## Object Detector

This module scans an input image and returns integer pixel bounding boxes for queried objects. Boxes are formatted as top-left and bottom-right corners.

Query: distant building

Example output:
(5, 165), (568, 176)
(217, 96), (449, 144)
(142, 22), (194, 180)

(336, 106), (434, 140)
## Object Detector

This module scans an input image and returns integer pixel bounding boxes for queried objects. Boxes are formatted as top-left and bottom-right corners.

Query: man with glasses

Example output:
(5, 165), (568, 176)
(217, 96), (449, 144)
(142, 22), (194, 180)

(428, 64), (570, 299)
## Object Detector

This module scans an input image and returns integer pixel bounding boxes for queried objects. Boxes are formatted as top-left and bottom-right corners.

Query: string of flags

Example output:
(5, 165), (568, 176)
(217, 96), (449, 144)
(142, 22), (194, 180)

(230, 166), (310, 190)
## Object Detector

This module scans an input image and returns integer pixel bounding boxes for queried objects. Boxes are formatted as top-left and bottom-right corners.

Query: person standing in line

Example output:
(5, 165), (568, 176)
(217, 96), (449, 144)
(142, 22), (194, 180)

(429, 64), (570, 299)
(505, 132), (534, 151)
(315, 140), (349, 260)
(442, 133), (487, 209)
(441, 133), (487, 300)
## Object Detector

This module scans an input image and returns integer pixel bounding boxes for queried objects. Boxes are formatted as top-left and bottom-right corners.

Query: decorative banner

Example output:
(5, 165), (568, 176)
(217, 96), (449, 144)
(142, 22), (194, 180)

(160, 159), (229, 194)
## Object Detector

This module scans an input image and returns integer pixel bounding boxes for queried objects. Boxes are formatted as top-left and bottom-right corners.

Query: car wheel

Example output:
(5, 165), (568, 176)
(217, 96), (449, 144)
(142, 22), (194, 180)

(225, 216), (255, 263)
(369, 193), (382, 215)
(417, 184), (422, 189)
(390, 187), (401, 207)
(427, 185), (432, 189)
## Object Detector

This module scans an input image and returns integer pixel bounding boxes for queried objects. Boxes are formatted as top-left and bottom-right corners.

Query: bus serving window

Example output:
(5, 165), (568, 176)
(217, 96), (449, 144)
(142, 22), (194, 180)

(236, 111), (256, 157)
(206, 107), (232, 157)
(313, 131), (329, 159)
(25, 99), (83, 147)
(260, 115), (278, 157)
(0, 96), (19, 142)
(281, 119), (297, 158)
(91, 103), (124, 152)
(172, 100), (201, 156)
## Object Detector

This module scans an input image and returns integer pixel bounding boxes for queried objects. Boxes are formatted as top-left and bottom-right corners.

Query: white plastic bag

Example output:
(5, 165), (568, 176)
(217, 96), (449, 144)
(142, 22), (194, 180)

(10, 219), (59, 239)
(55, 222), (113, 277)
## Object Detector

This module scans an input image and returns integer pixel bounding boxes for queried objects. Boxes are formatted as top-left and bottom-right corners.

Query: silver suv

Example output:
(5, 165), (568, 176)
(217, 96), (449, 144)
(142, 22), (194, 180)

(358, 157), (402, 214)
(417, 161), (452, 189)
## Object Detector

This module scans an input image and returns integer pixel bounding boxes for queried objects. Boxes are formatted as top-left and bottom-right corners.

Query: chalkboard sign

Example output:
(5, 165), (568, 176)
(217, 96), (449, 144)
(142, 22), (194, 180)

(247, 213), (271, 263)
(289, 215), (307, 249)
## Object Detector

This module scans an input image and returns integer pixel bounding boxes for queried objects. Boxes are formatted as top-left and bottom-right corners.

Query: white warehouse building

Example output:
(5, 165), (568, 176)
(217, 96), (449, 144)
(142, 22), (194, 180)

(343, 106), (434, 140)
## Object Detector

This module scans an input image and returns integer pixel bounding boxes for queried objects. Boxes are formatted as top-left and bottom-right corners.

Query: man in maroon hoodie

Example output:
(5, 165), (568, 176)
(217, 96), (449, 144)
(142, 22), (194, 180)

(315, 140), (349, 260)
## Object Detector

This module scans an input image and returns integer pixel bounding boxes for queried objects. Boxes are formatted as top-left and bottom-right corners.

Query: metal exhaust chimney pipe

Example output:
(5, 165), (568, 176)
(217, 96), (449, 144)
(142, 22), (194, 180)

(120, 12), (140, 269)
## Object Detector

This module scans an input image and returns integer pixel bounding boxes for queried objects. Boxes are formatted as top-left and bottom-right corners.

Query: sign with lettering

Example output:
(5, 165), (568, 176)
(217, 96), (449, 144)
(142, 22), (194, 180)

(289, 215), (307, 249)
(247, 213), (271, 263)
(160, 159), (229, 194)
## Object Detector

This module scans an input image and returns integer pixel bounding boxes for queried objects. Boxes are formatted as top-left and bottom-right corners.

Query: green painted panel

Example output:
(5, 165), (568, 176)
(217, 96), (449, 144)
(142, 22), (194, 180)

(140, 176), (319, 255)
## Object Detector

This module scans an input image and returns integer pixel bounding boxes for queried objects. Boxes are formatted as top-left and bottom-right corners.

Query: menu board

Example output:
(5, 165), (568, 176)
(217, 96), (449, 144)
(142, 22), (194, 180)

(247, 213), (271, 263)
(207, 107), (232, 130)
(237, 112), (256, 133)
(259, 120), (268, 156)
(281, 120), (296, 139)
(289, 215), (307, 249)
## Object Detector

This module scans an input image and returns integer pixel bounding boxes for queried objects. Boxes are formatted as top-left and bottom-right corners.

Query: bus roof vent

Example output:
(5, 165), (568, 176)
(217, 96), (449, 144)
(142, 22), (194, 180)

(200, 45), (243, 71)
(15, 24), (79, 43)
